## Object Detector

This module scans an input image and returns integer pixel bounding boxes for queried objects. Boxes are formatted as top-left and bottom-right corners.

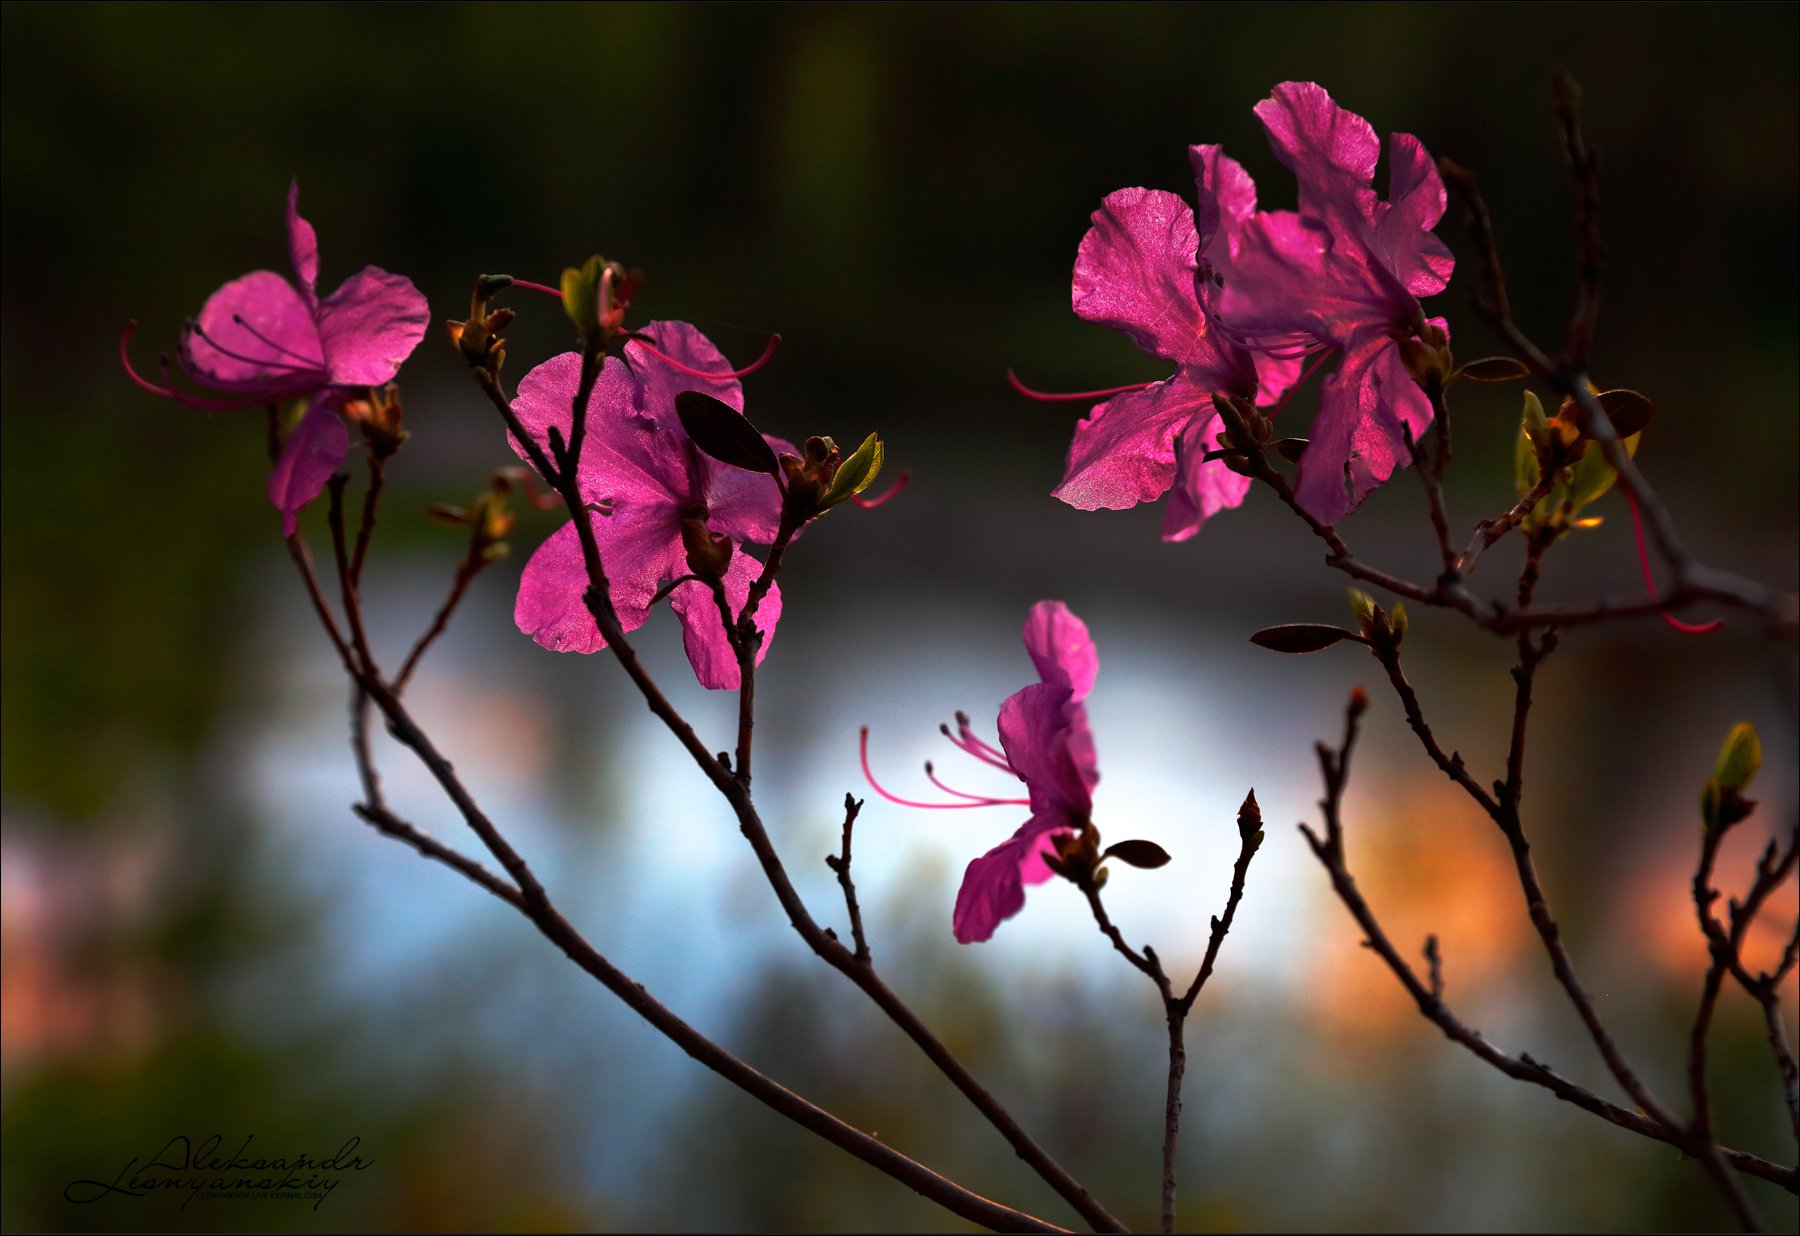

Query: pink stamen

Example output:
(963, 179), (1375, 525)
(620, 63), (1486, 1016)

(851, 471), (909, 509)
(1625, 488), (1723, 634)
(1006, 369), (1156, 403)
(636, 332), (781, 380)
(229, 314), (325, 366)
(924, 762), (1030, 805)
(939, 725), (1015, 773)
(119, 323), (270, 412)
(512, 278), (562, 299)
(860, 728), (1028, 810)
(185, 319), (316, 375)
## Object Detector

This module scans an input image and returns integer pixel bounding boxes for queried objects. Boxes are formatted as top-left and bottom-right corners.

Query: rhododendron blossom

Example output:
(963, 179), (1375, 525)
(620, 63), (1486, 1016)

(1049, 148), (1299, 541)
(123, 182), (430, 533)
(509, 322), (793, 690)
(863, 601), (1100, 942)
(1218, 82), (1455, 524)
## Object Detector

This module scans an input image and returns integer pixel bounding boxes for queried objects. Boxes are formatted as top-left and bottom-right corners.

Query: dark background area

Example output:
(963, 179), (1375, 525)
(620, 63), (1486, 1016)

(3, 3), (1795, 1231)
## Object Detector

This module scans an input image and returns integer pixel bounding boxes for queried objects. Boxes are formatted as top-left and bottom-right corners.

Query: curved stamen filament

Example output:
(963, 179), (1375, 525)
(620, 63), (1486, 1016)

(1625, 488), (1723, 634)
(851, 471), (909, 509)
(230, 313), (325, 365)
(860, 728), (1027, 810)
(1006, 370), (1156, 403)
(940, 720), (1013, 773)
(636, 332), (781, 381)
(512, 278), (563, 299)
(925, 761), (1030, 806)
(119, 323), (270, 412)
(186, 319), (316, 375)
(953, 712), (1012, 765)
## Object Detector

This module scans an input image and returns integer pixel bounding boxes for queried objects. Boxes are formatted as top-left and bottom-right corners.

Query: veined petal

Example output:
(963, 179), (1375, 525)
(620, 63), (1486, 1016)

(184, 271), (326, 393)
(317, 266), (430, 387)
(515, 517), (610, 654)
(1072, 188), (1208, 364)
(667, 550), (781, 690)
(1022, 600), (1098, 701)
(286, 181), (320, 300)
(1291, 328), (1433, 523)
(267, 393), (348, 536)
(1378, 133), (1455, 297)
(1256, 82), (1381, 202)
(1189, 144), (1258, 254)
(951, 820), (1069, 944)
(1052, 377), (1206, 512)
(704, 432), (795, 546)
(1161, 414), (1253, 542)
(998, 681), (1096, 819)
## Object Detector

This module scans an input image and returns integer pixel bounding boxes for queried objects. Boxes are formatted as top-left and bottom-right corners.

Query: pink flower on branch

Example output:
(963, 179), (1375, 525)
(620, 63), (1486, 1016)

(509, 322), (795, 690)
(123, 183), (429, 533)
(863, 601), (1102, 943)
(1040, 149), (1300, 541)
(1219, 82), (1455, 524)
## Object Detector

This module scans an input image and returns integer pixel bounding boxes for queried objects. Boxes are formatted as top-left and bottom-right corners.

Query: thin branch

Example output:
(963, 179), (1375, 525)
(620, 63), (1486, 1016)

(1299, 693), (1795, 1196)
(1404, 416), (1458, 583)
(471, 345), (1128, 1232)
(394, 557), (482, 694)
(823, 794), (872, 965)
(350, 454), (385, 586)
(1458, 471), (1559, 577)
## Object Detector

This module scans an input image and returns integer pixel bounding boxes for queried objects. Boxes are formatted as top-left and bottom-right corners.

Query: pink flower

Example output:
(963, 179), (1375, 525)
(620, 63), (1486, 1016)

(1047, 150), (1300, 541)
(509, 322), (793, 690)
(1217, 82), (1454, 524)
(862, 601), (1100, 943)
(123, 183), (430, 534)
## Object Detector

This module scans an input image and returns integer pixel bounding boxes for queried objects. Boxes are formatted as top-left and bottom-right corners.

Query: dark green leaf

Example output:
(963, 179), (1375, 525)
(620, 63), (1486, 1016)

(1101, 839), (1171, 869)
(675, 391), (780, 476)
(1250, 624), (1357, 654)
(1274, 437), (1308, 463)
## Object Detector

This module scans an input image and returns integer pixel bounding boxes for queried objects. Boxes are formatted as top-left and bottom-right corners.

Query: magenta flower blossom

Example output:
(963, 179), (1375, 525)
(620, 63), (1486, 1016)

(509, 322), (793, 690)
(123, 183), (430, 534)
(1217, 82), (1454, 524)
(1046, 149), (1301, 541)
(862, 601), (1100, 943)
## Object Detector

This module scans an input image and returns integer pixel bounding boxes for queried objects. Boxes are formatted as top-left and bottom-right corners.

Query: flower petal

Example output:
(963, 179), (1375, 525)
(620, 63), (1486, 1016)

(951, 821), (1068, 944)
(1160, 414), (1253, 542)
(1072, 188), (1208, 364)
(267, 393), (348, 536)
(1190, 144), (1258, 255)
(998, 682), (1096, 820)
(183, 271), (327, 395)
(1052, 377), (1204, 512)
(666, 550), (781, 690)
(1022, 600), (1098, 701)
(703, 433), (795, 547)
(1292, 328), (1433, 524)
(286, 181), (319, 300)
(316, 266), (430, 387)
(1255, 82), (1380, 207)
(1378, 133), (1455, 297)
(515, 518), (608, 654)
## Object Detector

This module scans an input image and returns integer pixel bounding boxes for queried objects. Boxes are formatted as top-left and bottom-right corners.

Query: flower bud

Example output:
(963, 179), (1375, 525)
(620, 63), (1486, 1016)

(680, 512), (733, 581)
(340, 383), (408, 459)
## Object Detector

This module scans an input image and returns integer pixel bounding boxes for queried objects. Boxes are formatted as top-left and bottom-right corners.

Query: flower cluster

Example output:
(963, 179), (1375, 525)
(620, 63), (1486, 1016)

(1051, 82), (1454, 530)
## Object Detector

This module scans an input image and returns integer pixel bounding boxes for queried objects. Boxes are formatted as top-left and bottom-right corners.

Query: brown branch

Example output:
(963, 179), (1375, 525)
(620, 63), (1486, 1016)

(1403, 418), (1458, 583)
(1458, 470), (1558, 577)
(1300, 692), (1795, 1198)
(350, 454), (385, 586)
(470, 346), (1127, 1232)
(289, 532), (1071, 1234)
(394, 557), (482, 694)
(823, 794), (872, 965)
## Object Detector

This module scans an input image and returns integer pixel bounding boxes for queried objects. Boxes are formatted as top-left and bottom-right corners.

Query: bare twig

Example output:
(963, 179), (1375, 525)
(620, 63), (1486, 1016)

(394, 557), (482, 693)
(823, 794), (872, 965)
(475, 345), (1128, 1233)
(1299, 692), (1795, 1198)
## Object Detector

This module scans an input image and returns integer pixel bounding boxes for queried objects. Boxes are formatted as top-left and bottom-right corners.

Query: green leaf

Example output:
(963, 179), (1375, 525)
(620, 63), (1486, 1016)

(1712, 722), (1762, 790)
(1250, 624), (1357, 654)
(675, 391), (780, 476)
(1101, 839), (1171, 869)
(1699, 780), (1722, 834)
(560, 255), (606, 333)
(1347, 588), (1376, 631)
(1515, 391), (1546, 498)
(821, 432), (884, 508)
(1455, 356), (1532, 383)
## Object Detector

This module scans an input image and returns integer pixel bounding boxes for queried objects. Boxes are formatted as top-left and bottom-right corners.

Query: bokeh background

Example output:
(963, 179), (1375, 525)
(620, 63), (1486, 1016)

(3, 3), (1796, 1231)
